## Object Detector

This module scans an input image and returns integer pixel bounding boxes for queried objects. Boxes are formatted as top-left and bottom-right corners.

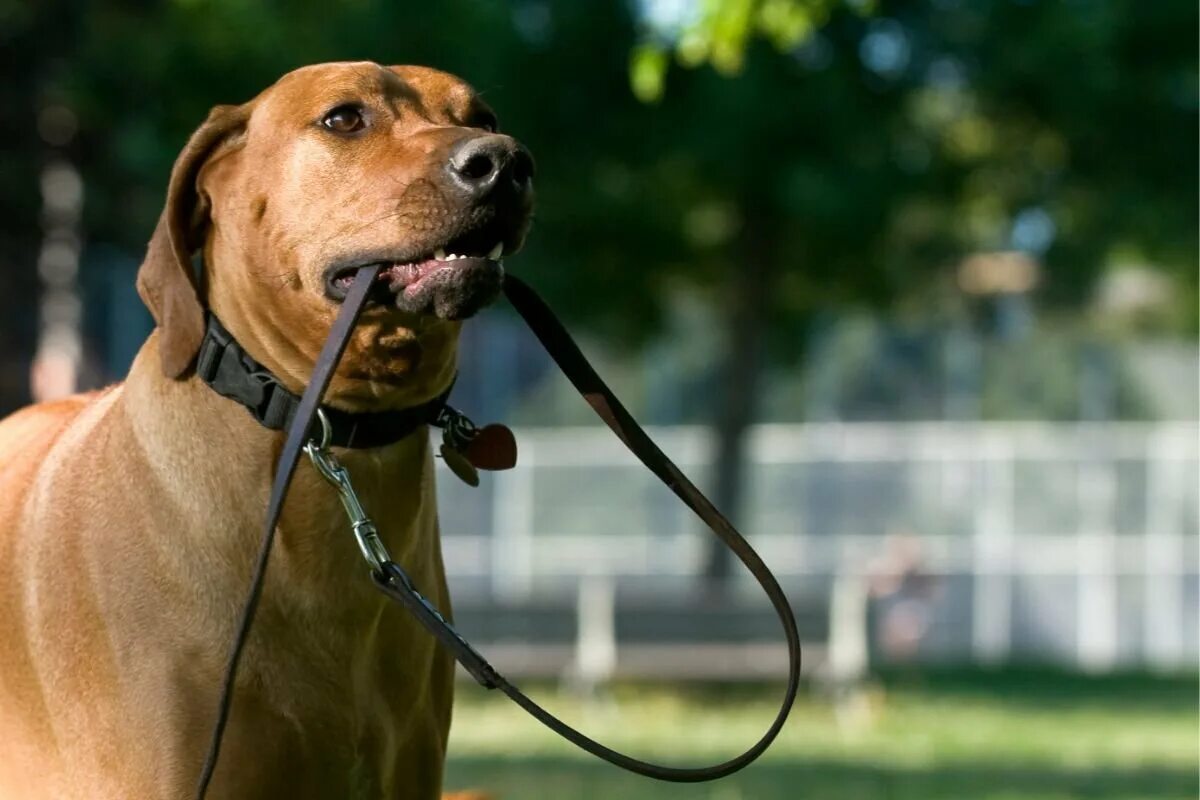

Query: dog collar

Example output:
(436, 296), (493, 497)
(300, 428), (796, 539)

(195, 314), (451, 449)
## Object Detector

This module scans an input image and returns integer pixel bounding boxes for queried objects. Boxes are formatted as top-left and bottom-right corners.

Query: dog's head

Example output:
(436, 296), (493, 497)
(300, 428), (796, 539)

(137, 62), (534, 410)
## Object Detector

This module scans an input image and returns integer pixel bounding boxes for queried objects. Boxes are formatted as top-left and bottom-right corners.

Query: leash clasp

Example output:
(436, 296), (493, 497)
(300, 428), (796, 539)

(303, 409), (393, 574)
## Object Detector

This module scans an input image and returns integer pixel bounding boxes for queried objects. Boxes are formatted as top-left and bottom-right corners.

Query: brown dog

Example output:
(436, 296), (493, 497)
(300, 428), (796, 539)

(0, 62), (532, 799)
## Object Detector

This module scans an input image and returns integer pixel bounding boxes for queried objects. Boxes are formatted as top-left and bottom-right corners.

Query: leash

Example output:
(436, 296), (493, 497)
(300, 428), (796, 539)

(194, 267), (801, 796)
(193, 264), (382, 796)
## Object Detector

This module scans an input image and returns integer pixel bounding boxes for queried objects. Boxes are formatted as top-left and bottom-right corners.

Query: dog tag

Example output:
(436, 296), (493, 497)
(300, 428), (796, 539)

(465, 423), (517, 471)
(440, 443), (480, 487)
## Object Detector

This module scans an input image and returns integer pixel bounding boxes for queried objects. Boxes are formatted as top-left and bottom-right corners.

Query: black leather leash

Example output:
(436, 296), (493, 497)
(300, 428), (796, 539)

(194, 264), (382, 797)
(195, 266), (802, 797)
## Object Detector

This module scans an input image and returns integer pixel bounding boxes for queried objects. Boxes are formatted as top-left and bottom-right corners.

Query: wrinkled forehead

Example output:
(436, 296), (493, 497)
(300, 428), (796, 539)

(252, 61), (484, 124)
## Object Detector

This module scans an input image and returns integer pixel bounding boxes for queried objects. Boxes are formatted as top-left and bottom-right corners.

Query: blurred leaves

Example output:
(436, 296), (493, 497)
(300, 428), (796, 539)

(632, 0), (852, 100)
(3, 0), (1196, 350)
(630, 43), (669, 103)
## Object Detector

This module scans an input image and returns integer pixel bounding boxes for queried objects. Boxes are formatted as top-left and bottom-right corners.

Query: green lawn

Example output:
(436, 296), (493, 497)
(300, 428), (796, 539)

(444, 671), (1198, 800)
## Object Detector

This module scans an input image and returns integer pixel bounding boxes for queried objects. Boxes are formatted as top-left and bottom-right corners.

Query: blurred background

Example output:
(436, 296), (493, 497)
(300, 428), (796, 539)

(2, 1), (1197, 798)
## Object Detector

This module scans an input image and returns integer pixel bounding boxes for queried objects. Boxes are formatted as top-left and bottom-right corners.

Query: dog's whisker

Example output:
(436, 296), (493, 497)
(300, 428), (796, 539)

(315, 209), (406, 249)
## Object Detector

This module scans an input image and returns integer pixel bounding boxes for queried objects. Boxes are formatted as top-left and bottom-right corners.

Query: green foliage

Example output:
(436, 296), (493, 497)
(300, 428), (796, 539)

(631, 0), (855, 101)
(7, 0), (1197, 353)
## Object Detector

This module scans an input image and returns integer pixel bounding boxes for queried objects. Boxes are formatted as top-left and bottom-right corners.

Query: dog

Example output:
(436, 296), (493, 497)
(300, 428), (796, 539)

(0, 61), (532, 799)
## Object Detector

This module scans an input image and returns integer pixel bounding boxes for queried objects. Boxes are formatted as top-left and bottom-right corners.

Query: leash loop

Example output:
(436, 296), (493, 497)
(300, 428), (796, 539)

(198, 267), (800, 795)
(323, 276), (802, 783)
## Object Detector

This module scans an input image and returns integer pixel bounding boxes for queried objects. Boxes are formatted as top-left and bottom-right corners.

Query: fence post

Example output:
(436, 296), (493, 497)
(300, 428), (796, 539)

(972, 430), (1013, 664)
(570, 571), (618, 693)
(1143, 427), (1186, 671)
(828, 567), (869, 686)
(490, 441), (536, 601)
(1076, 428), (1119, 671)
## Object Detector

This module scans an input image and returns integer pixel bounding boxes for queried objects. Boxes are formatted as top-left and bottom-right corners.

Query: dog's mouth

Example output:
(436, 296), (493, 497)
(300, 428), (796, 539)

(324, 238), (506, 320)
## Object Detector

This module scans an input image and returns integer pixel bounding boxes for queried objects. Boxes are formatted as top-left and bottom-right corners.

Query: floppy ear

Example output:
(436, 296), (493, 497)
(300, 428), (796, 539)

(137, 104), (248, 378)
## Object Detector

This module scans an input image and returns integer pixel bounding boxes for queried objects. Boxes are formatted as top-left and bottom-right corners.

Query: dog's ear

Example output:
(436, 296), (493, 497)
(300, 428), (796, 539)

(137, 104), (248, 378)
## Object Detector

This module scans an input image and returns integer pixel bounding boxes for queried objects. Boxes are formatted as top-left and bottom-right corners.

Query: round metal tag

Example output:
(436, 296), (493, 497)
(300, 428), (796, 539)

(440, 443), (480, 487)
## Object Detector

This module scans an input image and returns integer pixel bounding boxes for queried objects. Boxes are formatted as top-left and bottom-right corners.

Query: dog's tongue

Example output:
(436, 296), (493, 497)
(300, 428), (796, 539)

(380, 258), (444, 291)
(382, 256), (503, 320)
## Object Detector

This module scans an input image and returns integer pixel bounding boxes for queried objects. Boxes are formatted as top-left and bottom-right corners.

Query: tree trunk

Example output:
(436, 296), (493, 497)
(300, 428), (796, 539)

(703, 224), (773, 592)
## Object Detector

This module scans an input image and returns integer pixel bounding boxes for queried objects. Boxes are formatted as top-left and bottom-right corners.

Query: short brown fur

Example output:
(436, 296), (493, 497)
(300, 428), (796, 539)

(0, 62), (529, 799)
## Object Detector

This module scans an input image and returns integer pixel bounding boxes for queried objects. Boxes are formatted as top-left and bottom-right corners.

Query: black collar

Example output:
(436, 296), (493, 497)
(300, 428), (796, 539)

(195, 314), (452, 449)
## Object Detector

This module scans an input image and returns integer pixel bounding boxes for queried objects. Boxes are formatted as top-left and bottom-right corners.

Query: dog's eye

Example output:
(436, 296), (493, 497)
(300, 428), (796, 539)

(474, 112), (498, 133)
(321, 105), (366, 134)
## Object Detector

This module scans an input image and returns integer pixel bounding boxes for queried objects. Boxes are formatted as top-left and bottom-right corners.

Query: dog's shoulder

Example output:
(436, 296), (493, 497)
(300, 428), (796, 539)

(0, 386), (120, 491)
(0, 388), (113, 449)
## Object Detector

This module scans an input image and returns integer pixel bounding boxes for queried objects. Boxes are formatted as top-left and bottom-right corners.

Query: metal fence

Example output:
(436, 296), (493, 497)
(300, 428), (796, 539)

(437, 422), (1199, 673)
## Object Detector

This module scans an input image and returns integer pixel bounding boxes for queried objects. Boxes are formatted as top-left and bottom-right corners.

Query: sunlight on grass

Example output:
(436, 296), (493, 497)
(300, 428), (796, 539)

(445, 672), (1198, 800)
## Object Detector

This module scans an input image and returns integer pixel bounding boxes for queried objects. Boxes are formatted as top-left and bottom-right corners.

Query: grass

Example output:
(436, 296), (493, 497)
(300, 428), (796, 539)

(444, 670), (1198, 800)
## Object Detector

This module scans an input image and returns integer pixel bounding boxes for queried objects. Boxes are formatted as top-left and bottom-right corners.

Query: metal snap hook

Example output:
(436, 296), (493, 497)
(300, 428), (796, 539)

(303, 406), (394, 575)
(312, 407), (333, 450)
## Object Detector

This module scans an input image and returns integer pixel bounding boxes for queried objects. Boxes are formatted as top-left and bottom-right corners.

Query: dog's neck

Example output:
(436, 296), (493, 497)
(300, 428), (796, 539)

(109, 332), (454, 795)
(121, 331), (444, 600)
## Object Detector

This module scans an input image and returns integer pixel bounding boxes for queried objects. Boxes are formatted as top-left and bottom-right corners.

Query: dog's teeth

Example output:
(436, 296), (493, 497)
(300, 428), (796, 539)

(488, 242), (504, 259)
(435, 248), (447, 260)
(447, 253), (459, 260)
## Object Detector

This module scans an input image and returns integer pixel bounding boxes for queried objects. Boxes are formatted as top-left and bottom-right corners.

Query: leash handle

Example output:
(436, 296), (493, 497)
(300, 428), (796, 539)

(378, 275), (802, 782)
(194, 264), (382, 799)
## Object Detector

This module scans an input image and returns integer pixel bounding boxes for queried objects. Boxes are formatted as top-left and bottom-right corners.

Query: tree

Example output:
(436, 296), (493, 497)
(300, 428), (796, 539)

(621, 0), (1198, 585)
(2, 0), (1194, 589)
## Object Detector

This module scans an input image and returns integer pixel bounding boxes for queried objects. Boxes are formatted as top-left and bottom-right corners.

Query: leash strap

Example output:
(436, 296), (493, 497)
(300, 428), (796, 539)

(197, 269), (801, 795)
(374, 274), (802, 782)
(194, 264), (382, 798)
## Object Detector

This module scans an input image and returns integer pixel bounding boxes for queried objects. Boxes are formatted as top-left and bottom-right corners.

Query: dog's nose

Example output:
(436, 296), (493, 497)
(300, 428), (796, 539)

(447, 135), (534, 200)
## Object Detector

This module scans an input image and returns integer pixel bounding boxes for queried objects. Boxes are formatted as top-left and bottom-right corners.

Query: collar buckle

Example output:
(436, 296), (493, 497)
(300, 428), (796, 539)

(197, 313), (454, 449)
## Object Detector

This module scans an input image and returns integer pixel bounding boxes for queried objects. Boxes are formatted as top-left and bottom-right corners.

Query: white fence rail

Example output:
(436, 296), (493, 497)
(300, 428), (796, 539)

(437, 422), (1199, 672)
